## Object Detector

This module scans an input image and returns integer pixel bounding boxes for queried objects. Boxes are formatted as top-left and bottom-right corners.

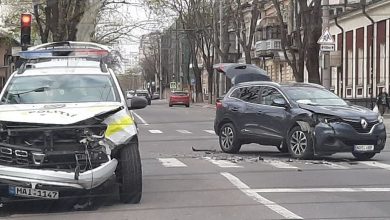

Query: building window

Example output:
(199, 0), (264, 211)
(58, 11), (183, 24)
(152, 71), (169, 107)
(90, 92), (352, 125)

(347, 50), (353, 86)
(274, 41), (281, 49)
(379, 43), (386, 83)
(357, 48), (363, 85)
(357, 88), (363, 96)
(347, 88), (352, 96)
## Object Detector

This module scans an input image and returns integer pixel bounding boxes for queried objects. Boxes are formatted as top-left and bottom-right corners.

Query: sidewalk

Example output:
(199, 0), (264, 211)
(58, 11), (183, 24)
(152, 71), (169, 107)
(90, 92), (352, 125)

(192, 102), (216, 109)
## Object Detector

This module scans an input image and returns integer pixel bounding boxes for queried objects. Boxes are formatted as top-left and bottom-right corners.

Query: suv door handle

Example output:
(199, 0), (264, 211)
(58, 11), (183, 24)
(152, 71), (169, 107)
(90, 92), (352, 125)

(230, 107), (239, 112)
(257, 110), (263, 114)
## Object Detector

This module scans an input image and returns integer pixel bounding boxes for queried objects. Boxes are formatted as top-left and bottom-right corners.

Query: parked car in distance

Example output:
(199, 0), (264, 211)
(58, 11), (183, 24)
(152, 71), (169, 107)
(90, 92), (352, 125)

(169, 91), (190, 107)
(214, 81), (386, 160)
(135, 90), (151, 105)
(152, 92), (160, 100)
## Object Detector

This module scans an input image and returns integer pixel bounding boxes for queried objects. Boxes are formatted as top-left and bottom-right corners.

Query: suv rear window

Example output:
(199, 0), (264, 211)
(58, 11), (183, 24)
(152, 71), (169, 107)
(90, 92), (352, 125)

(1, 74), (120, 104)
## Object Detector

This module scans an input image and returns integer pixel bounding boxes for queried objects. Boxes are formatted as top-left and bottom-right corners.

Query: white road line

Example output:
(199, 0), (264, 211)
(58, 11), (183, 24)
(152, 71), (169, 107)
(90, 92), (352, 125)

(252, 188), (390, 193)
(149, 130), (163, 134)
(204, 130), (216, 134)
(265, 160), (298, 169)
(176, 130), (192, 134)
(204, 157), (242, 168)
(360, 161), (390, 171)
(221, 172), (303, 220)
(158, 158), (187, 167)
(321, 162), (349, 169)
(132, 111), (149, 125)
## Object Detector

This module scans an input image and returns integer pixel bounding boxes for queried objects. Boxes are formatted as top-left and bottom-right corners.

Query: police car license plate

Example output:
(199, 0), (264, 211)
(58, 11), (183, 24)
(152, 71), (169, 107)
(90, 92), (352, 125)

(354, 145), (374, 152)
(9, 186), (59, 199)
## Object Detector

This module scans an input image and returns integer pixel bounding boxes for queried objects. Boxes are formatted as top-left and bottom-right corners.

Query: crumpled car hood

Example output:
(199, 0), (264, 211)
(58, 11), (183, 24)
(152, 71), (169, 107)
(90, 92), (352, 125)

(299, 103), (378, 120)
(0, 102), (123, 125)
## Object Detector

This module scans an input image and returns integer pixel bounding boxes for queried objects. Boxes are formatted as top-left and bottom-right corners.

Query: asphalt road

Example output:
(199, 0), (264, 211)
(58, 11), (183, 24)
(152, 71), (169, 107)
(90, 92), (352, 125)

(2, 99), (390, 220)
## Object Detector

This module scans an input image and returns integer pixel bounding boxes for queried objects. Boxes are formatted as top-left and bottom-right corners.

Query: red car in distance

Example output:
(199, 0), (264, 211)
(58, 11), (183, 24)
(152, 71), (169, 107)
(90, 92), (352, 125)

(169, 91), (190, 107)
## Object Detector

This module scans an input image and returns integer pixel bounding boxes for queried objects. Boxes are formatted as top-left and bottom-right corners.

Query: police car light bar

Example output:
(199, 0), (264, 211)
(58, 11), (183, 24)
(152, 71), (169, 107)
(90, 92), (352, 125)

(19, 48), (109, 60)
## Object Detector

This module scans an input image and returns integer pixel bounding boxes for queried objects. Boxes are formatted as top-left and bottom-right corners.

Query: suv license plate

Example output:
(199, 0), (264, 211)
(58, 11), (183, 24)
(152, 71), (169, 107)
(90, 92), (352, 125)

(354, 145), (374, 152)
(9, 186), (59, 200)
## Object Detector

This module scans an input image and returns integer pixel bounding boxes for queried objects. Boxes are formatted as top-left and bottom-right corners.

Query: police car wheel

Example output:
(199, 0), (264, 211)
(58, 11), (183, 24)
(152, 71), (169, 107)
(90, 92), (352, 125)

(118, 142), (142, 204)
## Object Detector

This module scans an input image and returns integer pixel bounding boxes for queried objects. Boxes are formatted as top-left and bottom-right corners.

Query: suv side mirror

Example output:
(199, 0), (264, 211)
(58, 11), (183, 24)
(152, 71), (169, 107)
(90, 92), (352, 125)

(272, 98), (288, 108)
(127, 96), (148, 110)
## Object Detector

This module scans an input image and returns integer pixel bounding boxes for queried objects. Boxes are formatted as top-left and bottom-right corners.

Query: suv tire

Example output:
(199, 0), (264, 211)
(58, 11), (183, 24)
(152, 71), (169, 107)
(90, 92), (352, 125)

(352, 152), (376, 160)
(219, 123), (242, 153)
(117, 142), (142, 204)
(287, 126), (314, 159)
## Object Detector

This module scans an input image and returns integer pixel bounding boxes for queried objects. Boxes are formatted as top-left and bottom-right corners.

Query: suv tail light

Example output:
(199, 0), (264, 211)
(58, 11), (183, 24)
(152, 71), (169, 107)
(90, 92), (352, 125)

(216, 101), (223, 109)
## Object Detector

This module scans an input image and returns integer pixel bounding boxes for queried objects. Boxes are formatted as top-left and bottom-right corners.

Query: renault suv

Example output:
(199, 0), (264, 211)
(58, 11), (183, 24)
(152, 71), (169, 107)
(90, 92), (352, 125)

(214, 81), (386, 160)
(0, 42), (147, 205)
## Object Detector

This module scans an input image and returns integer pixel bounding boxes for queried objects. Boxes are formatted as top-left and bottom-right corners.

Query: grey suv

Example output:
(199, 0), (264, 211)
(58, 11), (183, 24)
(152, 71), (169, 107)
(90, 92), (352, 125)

(214, 81), (386, 160)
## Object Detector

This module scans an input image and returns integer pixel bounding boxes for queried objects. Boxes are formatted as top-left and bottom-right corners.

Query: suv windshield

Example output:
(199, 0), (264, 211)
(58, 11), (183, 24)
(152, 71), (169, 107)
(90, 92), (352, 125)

(284, 87), (347, 106)
(1, 74), (120, 104)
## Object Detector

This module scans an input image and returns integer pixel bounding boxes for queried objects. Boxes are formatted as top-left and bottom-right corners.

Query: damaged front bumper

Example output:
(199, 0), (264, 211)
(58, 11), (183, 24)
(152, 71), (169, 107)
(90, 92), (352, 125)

(0, 159), (117, 190)
(313, 121), (386, 155)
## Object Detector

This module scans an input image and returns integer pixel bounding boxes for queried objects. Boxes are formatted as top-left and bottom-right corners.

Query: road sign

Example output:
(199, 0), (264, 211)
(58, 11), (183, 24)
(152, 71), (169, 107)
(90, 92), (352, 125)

(320, 44), (335, 52)
(170, 82), (176, 89)
(317, 28), (335, 45)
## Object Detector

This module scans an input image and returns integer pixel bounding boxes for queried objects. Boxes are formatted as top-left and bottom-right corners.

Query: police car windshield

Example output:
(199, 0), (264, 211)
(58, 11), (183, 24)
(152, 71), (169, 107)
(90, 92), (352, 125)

(1, 74), (120, 104)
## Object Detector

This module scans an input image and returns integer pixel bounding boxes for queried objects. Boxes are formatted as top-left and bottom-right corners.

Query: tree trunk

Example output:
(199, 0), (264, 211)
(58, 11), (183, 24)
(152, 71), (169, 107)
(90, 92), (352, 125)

(245, 50), (251, 64)
(207, 67), (214, 104)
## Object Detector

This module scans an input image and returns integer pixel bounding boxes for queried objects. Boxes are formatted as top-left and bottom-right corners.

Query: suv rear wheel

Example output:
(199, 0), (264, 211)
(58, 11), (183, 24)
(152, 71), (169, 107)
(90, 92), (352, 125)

(219, 123), (242, 153)
(117, 142), (142, 204)
(287, 126), (314, 159)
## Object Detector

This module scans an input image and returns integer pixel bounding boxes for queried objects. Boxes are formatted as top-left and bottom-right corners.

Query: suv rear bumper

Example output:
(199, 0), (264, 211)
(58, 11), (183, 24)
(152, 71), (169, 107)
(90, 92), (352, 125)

(0, 159), (118, 190)
(313, 122), (386, 155)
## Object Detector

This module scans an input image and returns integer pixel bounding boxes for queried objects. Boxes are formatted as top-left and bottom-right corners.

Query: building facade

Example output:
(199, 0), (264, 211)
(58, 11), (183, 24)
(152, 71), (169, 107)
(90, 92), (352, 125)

(328, 0), (390, 100)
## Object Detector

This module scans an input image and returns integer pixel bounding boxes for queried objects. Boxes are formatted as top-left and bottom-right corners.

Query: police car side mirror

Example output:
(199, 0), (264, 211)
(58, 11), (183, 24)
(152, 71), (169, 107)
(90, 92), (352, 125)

(127, 96), (147, 110)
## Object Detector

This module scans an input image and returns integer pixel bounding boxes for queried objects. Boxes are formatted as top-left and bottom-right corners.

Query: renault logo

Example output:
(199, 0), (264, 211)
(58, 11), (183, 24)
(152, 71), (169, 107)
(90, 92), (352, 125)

(361, 119), (368, 129)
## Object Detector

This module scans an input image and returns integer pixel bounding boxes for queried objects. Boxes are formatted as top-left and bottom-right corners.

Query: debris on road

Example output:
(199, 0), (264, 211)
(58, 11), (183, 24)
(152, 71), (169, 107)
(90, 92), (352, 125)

(192, 147), (217, 153)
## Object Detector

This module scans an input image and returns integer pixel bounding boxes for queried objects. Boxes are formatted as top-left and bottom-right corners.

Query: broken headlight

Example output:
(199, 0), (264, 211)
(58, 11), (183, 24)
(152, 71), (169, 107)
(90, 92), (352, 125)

(313, 114), (342, 124)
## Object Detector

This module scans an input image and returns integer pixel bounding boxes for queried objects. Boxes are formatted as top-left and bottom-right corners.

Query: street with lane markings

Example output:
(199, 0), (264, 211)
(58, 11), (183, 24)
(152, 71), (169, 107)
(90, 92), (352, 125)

(2, 99), (390, 220)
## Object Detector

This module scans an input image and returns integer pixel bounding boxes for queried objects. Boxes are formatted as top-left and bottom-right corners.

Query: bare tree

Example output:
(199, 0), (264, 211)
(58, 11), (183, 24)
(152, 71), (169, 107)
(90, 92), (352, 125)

(272, 0), (322, 83)
(230, 0), (260, 64)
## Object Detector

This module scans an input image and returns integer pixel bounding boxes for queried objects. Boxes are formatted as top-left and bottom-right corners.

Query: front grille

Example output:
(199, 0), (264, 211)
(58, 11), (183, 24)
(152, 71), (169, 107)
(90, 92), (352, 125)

(0, 147), (31, 166)
(344, 120), (378, 133)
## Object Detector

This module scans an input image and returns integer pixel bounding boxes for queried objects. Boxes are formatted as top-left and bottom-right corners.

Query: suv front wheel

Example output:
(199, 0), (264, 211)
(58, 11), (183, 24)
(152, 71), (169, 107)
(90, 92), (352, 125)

(287, 126), (314, 159)
(219, 123), (242, 153)
(117, 142), (142, 204)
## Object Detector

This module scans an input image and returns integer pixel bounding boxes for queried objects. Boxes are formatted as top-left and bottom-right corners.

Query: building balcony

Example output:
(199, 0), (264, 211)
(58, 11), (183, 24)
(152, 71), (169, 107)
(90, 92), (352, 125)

(255, 39), (282, 57)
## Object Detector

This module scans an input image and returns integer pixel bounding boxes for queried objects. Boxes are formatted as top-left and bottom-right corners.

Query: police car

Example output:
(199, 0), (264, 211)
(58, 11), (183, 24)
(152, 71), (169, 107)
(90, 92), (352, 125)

(0, 42), (146, 205)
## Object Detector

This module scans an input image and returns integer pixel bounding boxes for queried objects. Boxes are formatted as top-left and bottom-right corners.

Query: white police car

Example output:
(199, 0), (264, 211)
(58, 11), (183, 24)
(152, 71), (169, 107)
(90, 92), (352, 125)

(0, 42), (146, 204)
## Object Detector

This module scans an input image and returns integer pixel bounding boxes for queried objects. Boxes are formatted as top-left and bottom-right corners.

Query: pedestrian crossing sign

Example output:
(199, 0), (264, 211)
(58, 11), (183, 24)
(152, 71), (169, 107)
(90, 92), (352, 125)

(317, 28), (335, 45)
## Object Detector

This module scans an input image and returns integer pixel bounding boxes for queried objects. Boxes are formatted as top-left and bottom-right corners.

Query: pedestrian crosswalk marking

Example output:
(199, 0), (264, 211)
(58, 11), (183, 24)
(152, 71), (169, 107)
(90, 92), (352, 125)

(176, 130), (192, 134)
(158, 158), (187, 167)
(265, 160), (298, 169)
(252, 187), (390, 193)
(149, 130), (163, 134)
(360, 161), (390, 171)
(204, 130), (216, 134)
(204, 157), (242, 168)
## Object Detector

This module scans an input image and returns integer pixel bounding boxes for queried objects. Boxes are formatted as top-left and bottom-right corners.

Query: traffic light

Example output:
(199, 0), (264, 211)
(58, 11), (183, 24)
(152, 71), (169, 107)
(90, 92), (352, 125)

(20, 13), (32, 49)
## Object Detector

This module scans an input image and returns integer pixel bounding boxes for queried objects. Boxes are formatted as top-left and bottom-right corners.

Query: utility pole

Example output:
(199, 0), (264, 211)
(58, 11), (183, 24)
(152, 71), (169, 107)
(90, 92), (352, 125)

(159, 34), (163, 99)
(219, 0), (225, 97)
(321, 0), (331, 89)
